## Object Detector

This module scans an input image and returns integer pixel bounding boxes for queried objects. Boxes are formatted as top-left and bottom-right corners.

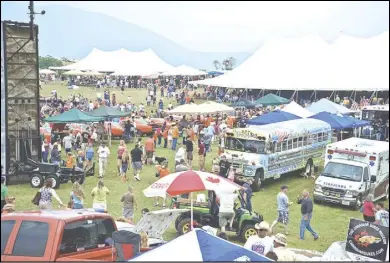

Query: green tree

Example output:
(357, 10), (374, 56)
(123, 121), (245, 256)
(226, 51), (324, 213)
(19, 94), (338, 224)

(39, 55), (63, 69)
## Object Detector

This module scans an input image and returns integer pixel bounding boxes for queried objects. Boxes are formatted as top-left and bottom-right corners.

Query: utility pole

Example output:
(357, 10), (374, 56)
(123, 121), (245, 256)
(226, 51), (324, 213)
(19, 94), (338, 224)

(28, 1), (45, 41)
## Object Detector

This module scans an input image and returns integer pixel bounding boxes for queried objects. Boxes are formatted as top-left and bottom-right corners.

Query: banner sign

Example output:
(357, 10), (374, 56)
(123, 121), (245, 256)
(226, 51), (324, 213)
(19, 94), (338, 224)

(346, 218), (389, 261)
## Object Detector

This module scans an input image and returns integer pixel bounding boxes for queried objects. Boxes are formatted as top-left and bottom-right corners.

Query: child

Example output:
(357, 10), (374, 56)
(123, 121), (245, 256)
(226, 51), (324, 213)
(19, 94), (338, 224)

(228, 168), (236, 182)
(212, 157), (220, 174)
(76, 151), (85, 169)
(66, 152), (75, 168)
(154, 162), (170, 208)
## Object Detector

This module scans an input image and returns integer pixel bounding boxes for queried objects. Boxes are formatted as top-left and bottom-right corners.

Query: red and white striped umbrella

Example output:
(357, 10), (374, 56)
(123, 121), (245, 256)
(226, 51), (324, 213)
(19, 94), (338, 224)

(143, 170), (241, 198)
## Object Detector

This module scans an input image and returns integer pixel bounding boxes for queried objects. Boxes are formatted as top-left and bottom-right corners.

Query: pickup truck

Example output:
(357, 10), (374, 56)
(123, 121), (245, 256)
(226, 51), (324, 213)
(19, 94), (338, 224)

(1, 210), (118, 261)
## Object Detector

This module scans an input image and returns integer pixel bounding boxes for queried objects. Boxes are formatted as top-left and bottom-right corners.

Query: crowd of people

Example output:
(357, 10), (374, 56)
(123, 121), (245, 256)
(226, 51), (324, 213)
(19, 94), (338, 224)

(2, 75), (389, 261)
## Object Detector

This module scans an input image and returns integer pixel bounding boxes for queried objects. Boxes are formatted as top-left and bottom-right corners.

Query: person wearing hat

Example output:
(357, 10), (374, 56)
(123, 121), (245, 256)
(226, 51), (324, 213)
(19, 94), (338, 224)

(270, 186), (293, 235)
(272, 233), (298, 261)
(97, 141), (110, 178)
(244, 221), (274, 256)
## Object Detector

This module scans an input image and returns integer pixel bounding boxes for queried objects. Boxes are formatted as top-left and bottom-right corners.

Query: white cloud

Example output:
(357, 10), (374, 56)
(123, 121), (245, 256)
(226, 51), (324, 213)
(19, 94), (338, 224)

(34, 1), (388, 52)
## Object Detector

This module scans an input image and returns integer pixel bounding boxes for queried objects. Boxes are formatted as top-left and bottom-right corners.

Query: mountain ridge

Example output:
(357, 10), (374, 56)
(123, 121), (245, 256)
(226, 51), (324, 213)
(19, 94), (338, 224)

(1, 2), (252, 70)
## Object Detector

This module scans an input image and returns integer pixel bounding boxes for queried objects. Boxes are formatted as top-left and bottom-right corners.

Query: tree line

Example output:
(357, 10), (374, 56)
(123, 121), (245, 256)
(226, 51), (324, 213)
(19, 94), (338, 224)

(212, 57), (236, 71)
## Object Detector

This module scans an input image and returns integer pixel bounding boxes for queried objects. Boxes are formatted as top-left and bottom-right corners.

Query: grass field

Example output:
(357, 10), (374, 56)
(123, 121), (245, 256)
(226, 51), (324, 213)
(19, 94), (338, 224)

(8, 81), (364, 252)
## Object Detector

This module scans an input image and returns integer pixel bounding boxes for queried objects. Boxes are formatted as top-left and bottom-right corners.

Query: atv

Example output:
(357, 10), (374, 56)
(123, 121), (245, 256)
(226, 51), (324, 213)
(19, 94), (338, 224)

(173, 190), (263, 241)
(29, 161), (95, 189)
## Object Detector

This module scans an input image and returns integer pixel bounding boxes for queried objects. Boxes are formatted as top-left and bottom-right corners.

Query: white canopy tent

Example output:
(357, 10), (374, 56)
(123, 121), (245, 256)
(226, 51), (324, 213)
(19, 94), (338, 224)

(39, 69), (56, 74)
(306, 98), (357, 115)
(160, 65), (208, 76)
(281, 101), (314, 118)
(60, 48), (174, 76)
(189, 32), (389, 92)
(199, 101), (235, 114)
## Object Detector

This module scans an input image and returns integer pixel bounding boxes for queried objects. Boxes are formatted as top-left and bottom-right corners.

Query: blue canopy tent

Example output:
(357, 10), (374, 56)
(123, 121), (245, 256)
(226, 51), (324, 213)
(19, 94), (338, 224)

(131, 229), (272, 261)
(310, 112), (356, 130)
(343, 115), (370, 128)
(208, 71), (224, 76)
(246, 111), (301, 126)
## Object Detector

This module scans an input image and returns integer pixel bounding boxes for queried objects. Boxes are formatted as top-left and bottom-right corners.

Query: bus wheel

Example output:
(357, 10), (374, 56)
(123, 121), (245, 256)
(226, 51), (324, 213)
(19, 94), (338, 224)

(252, 170), (263, 192)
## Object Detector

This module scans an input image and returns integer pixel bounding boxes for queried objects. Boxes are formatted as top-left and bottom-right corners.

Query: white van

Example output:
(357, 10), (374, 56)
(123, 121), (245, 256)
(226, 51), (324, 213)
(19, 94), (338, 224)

(313, 137), (389, 209)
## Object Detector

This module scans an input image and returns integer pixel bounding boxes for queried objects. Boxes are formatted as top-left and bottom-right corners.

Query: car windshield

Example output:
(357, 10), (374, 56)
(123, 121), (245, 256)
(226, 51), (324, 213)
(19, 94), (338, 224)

(322, 162), (363, 182)
(225, 137), (265, 154)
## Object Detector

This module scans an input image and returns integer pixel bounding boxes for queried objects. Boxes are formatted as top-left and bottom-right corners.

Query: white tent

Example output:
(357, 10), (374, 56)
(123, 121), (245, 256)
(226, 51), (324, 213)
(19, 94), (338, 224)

(189, 32), (389, 91)
(60, 48), (174, 76)
(306, 98), (356, 115)
(161, 65), (208, 76)
(199, 101), (235, 114)
(39, 69), (56, 74)
(282, 101), (314, 118)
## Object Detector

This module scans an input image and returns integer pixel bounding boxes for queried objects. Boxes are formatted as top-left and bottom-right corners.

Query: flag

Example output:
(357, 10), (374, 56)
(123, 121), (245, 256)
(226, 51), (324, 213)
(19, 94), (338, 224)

(350, 101), (359, 111)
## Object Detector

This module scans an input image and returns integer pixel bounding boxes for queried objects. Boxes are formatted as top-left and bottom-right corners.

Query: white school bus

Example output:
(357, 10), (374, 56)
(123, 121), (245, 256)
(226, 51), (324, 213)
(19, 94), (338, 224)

(224, 118), (332, 191)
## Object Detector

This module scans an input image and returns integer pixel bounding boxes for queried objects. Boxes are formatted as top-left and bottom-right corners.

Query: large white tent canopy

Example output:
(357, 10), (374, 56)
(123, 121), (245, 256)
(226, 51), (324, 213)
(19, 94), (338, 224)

(160, 65), (207, 76)
(60, 48), (174, 76)
(190, 32), (389, 92)
(282, 101), (314, 118)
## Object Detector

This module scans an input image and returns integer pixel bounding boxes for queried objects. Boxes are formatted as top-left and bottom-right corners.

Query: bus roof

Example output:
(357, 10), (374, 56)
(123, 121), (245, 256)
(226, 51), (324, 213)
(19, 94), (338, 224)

(232, 118), (331, 141)
(361, 105), (389, 112)
(328, 137), (389, 153)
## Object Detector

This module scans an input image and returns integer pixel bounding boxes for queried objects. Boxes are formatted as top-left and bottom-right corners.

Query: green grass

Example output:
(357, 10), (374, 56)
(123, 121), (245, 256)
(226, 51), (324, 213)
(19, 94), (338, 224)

(9, 81), (364, 252)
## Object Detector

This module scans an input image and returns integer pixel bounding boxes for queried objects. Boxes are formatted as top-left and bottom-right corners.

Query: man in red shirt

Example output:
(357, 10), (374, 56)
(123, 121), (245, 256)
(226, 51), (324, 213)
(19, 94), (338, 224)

(144, 135), (155, 165)
(198, 139), (206, 171)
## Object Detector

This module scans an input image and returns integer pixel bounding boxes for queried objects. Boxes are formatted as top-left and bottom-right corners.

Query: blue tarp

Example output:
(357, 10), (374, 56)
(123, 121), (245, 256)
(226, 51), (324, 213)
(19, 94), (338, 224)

(131, 229), (272, 262)
(343, 115), (371, 128)
(246, 110), (301, 125)
(310, 112), (356, 130)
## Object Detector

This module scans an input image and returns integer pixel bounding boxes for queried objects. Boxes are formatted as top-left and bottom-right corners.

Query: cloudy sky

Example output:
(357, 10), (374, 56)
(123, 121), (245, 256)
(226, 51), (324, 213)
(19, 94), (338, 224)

(34, 1), (389, 52)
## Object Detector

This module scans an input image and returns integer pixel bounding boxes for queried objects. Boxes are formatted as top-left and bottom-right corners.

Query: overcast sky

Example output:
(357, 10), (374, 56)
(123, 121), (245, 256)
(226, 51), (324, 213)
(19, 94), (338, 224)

(34, 1), (389, 52)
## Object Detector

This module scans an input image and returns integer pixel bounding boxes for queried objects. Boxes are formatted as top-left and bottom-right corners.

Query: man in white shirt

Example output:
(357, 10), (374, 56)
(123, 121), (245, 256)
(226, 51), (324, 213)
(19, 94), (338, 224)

(63, 133), (73, 153)
(244, 221), (274, 256)
(97, 142), (110, 178)
(217, 190), (238, 232)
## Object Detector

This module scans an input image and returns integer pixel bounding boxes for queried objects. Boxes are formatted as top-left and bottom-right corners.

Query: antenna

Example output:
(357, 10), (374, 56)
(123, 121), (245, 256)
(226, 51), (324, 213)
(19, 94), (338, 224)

(28, 1), (45, 41)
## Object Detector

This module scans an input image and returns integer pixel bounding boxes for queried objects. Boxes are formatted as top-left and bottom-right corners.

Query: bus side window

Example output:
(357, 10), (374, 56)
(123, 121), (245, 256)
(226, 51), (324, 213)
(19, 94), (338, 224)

(303, 136), (308, 146)
(298, 137), (303, 147)
(288, 140), (293, 150)
(317, 133), (323, 142)
(293, 138), (298, 148)
(276, 142), (281, 152)
(281, 141), (287, 151)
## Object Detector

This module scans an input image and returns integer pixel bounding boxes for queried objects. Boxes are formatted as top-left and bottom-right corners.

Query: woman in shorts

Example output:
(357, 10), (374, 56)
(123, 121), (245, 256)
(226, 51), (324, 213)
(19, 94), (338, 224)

(120, 150), (130, 183)
(117, 140), (127, 176)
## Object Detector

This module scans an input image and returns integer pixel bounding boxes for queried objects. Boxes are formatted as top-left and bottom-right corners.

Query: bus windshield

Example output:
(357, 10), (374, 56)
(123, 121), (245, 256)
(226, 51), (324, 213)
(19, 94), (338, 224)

(225, 137), (265, 154)
(322, 162), (363, 182)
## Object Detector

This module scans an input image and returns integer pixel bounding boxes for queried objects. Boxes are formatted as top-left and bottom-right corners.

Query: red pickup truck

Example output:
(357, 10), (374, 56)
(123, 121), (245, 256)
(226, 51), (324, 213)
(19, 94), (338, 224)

(1, 210), (118, 261)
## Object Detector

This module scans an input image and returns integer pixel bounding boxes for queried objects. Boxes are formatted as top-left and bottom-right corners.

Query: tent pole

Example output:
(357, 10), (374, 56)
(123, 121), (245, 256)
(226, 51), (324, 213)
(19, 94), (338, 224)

(190, 192), (194, 230)
(257, 89), (262, 99)
(310, 91), (315, 100)
(329, 91), (334, 101)
(290, 90), (296, 101)
(296, 91), (299, 102)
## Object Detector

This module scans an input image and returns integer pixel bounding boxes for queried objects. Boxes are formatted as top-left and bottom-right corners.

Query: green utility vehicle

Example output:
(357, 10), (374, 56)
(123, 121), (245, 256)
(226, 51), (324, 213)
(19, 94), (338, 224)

(173, 191), (263, 241)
